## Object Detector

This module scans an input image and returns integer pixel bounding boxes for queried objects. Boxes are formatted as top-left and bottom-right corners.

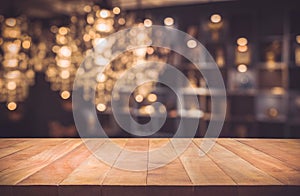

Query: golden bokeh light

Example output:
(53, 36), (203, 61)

(60, 70), (70, 79)
(135, 94), (144, 103)
(164, 17), (174, 26)
(58, 27), (68, 35)
(7, 102), (17, 111)
(210, 14), (222, 24)
(187, 39), (197, 48)
(118, 18), (126, 25)
(144, 19), (153, 27)
(144, 105), (155, 115)
(113, 7), (121, 15)
(237, 45), (248, 52)
(100, 10), (110, 18)
(147, 93), (157, 102)
(61, 91), (71, 99)
(7, 81), (17, 90)
(22, 40), (31, 49)
(237, 64), (248, 73)
(96, 103), (106, 112)
(5, 18), (16, 27)
(237, 37), (248, 46)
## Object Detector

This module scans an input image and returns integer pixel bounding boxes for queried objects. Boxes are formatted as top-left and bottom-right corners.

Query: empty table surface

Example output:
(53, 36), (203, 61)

(0, 138), (299, 196)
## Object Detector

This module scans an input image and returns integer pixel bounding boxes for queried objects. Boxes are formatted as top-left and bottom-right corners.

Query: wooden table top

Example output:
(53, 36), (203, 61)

(0, 138), (299, 196)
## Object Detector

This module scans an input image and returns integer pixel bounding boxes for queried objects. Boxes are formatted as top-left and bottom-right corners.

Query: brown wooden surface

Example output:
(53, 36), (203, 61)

(0, 138), (299, 196)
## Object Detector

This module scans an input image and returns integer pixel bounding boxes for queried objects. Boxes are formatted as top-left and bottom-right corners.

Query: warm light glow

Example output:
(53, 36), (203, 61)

(96, 73), (106, 82)
(7, 43), (19, 53)
(147, 47), (154, 55)
(144, 105), (155, 115)
(83, 34), (91, 42)
(60, 70), (70, 79)
(57, 59), (71, 68)
(134, 48), (147, 57)
(22, 40), (31, 49)
(96, 23), (108, 32)
(144, 19), (152, 27)
(5, 18), (16, 27)
(84, 5), (92, 13)
(210, 14), (222, 24)
(187, 39), (197, 48)
(26, 70), (35, 78)
(164, 17), (174, 26)
(96, 103), (106, 112)
(271, 87), (285, 95)
(237, 45), (248, 52)
(296, 35), (300, 44)
(237, 64), (248, 73)
(5, 59), (18, 68)
(58, 27), (68, 35)
(118, 18), (126, 25)
(100, 10), (110, 18)
(113, 7), (121, 15)
(7, 81), (17, 90)
(237, 37), (248, 46)
(268, 107), (278, 118)
(147, 93), (157, 102)
(135, 94), (144, 103)
(59, 46), (72, 57)
(87, 15), (94, 24)
(5, 70), (20, 79)
(7, 102), (17, 111)
(61, 91), (71, 99)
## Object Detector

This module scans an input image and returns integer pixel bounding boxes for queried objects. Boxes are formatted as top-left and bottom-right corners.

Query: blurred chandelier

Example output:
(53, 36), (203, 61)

(41, 2), (172, 113)
(76, 16), (171, 112)
(0, 16), (34, 111)
(46, 17), (84, 100)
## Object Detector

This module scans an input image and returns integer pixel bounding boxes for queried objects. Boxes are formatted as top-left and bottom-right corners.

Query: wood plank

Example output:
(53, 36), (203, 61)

(0, 139), (59, 159)
(238, 139), (300, 171)
(0, 139), (82, 185)
(218, 139), (300, 185)
(177, 140), (236, 185)
(103, 139), (148, 185)
(147, 139), (192, 185)
(193, 139), (282, 185)
(60, 139), (127, 185)
(0, 139), (65, 172)
(0, 140), (37, 159)
(0, 139), (28, 149)
(18, 139), (104, 185)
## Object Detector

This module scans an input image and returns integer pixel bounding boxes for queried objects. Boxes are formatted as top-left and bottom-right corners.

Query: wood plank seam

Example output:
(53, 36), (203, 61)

(170, 139), (194, 185)
(101, 139), (129, 186)
(0, 143), (36, 160)
(217, 140), (288, 185)
(192, 140), (239, 186)
(237, 139), (300, 171)
(58, 139), (109, 185)
(194, 140), (282, 186)
(0, 139), (83, 185)
(146, 139), (150, 185)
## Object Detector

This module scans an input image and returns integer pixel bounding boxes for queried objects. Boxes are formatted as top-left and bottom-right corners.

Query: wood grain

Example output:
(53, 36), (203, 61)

(0, 138), (299, 196)
(218, 139), (300, 185)
(0, 139), (82, 184)
(194, 139), (282, 185)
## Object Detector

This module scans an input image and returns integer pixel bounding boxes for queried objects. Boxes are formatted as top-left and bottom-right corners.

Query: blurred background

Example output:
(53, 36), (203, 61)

(0, 0), (299, 138)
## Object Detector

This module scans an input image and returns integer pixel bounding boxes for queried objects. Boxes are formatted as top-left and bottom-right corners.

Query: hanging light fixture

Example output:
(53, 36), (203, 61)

(45, 17), (84, 100)
(71, 4), (172, 113)
(0, 16), (34, 111)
